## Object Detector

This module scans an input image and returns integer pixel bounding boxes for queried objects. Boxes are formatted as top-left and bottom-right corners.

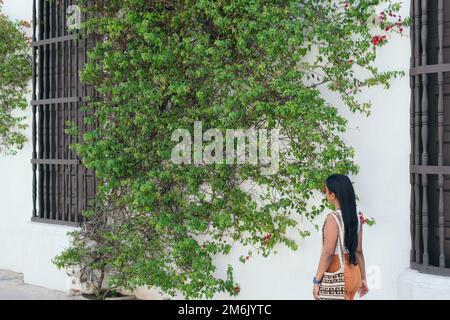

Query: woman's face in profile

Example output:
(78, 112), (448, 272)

(323, 185), (335, 204)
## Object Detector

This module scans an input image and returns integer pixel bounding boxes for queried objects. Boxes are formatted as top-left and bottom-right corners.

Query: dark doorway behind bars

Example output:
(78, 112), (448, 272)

(410, 0), (450, 276)
(31, 0), (96, 226)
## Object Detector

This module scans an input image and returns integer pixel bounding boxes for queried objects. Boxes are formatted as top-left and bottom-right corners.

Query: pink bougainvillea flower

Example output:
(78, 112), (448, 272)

(359, 211), (368, 224)
(263, 233), (272, 245)
(372, 35), (380, 46)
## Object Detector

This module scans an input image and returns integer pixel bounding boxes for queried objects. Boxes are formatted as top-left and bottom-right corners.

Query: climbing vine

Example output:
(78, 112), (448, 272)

(0, 0), (32, 155)
(54, 0), (409, 299)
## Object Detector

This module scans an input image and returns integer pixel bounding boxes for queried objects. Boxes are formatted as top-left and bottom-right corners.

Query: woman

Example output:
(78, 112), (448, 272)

(312, 174), (369, 300)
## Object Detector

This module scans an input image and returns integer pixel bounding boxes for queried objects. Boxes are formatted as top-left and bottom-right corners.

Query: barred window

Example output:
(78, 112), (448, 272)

(410, 0), (450, 275)
(31, 0), (96, 226)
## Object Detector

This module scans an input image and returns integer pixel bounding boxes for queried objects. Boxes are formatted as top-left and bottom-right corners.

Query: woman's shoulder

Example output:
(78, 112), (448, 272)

(324, 212), (339, 225)
(325, 210), (340, 218)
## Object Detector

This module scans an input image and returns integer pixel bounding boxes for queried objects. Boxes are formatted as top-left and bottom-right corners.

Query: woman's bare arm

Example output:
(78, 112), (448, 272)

(355, 223), (366, 280)
(314, 214), (338, 281)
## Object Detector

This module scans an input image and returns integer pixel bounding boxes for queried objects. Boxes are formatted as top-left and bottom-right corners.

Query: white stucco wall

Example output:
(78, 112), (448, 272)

(0, 0), (77, 291)
(209, 2), (413, 300)
(1, 0), (440, 299)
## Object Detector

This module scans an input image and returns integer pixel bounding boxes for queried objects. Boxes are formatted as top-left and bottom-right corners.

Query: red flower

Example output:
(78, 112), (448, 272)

(373, 35), (387, 46)
(372, 35), (380, 46)
(229, 286), (240, 296)
(263, 233), (272, 244)
(359, 211), (367, 224)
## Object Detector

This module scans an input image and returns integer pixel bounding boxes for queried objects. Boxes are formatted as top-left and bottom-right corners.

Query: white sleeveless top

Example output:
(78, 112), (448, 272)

(333, 209), (361, 255)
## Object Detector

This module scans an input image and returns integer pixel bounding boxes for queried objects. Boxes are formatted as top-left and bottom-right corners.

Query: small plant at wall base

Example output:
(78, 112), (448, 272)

(0, 0), (31, 155)
(54, 0), (409, 299)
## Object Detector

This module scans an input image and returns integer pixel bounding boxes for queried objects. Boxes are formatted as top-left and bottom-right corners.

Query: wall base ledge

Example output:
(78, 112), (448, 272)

(398, 268), (450, 299)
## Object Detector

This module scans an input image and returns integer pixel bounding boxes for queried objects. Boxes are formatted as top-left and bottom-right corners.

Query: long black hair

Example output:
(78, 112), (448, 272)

(326, 174), (358, 265)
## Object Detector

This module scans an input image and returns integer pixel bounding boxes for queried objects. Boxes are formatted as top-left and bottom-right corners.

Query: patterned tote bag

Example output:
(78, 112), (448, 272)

(318, 211), (346, 300)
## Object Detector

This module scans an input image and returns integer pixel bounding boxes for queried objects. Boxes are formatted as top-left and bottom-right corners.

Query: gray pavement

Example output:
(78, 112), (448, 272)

(0, 269), (83, 300)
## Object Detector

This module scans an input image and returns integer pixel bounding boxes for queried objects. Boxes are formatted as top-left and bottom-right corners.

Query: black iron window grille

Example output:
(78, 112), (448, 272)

(31, 0), (96, 226)
(410, 0), (450, 276)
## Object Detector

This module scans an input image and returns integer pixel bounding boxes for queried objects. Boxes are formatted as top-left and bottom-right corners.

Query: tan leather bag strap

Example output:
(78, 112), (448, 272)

(322, 211), (345, 272)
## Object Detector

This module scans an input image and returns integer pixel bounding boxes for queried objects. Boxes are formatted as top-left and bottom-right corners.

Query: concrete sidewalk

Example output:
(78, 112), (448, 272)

(0, 269), (83, 300)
